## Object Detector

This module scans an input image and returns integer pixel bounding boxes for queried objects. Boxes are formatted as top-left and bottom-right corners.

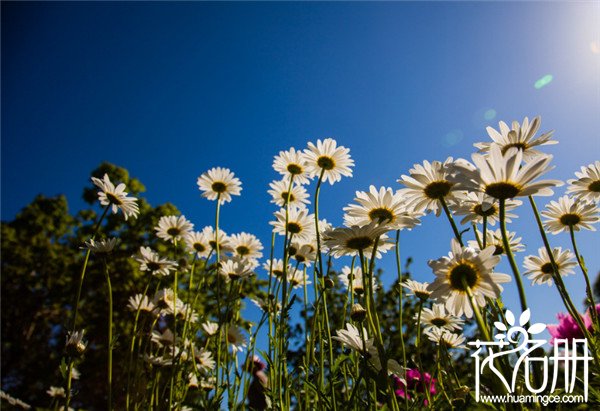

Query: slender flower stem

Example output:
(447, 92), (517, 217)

(214, 192), (223, 399)
(126, 279), (152, 410)
(482, 215), (488, 248)
(65, 204), (110, 410)
(569, 225), (599, 327)
(462, 279), (491, 342)
(440, 197), (463, 246)
(103, 259), (114, 410)
(472, 223), (483, 249)
(394, 230), (409, 409)
(499, 199), (528, 313)
(415, 301), (432, 408)
(528, 196), (590, 335)
(311, 168), (338, 410)
(278, 176), (295, 409)
(71, 204), (110, 330)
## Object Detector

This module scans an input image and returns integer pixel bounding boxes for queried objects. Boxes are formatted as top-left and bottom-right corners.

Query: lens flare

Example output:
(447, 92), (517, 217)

(534, 74), (553, 89)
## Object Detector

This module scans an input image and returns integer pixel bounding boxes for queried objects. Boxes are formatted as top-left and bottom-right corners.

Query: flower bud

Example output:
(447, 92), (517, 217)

(350, 304), (367, 322)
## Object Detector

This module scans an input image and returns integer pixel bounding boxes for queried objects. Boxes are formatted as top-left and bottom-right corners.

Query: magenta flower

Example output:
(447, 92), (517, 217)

(547, 311), (591, 345)
(393, 368), (436, 404)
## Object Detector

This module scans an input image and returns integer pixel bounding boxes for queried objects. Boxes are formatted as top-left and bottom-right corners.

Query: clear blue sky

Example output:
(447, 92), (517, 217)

(2, 2), (599, 336)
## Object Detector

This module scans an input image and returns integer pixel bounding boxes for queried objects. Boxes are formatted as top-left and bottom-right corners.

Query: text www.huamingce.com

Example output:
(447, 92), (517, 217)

(479, 394), (585, 406)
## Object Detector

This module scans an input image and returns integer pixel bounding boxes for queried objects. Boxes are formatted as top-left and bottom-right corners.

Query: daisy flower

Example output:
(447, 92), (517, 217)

(332, 323), (374, 355)
(290, 242), (317, 266)
(424, 328), (467, 349)
(397, 158), (461, 216)
(251, 297), (281, 313)
(323, 222), (393, 259)
(402, 279), (432, 301)
(151, 329), (175, 347)
(134, 246), (178, 277)
(197, 167), (242, 203)
(567, 161), (600, 203)
(65, 330), (87, 357)
(227, 325), (248, 354)
(523, 247), (576, 286)
(46, 386), (66, 398)
(450, 192), (521, 226)
(287, 268), (311, 289)
(339, 266), (377, 295)
(195, 348), (216, 372)
(91, 173), (139, 220)
(201, 226), (234, 253)
(268, 179), (310, 209)
(474, 116), (557, 159)
(202, 321), (219, 336)
(153, 288), (185, 313)
(272, 147), (312, 185)
(230, 232), (264, 261)
(467, 228), (525, 255)
(184, 231), (211, 258)
(418, 303), (464, 332)
(127, 294), (156, 315)
(155, 215), (194, 243)
(84, 237), (117, 254)
(219, 257), (254, 281)
(270, 206), (316, 243)
(303, 138), (354, 185)
(542, 195), (599, 234)
(427, 239), (511, 318)
(263, 258), (289, 278)
(450, 145), (563, 201)
(343, 185), (421, 230)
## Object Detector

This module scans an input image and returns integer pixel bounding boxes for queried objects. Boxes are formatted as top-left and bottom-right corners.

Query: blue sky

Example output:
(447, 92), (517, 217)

(2, 2), (599, 337)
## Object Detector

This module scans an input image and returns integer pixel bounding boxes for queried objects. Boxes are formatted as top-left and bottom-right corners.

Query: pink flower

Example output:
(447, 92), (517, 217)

(547, 311), (591, 345)
(393, 368), (436, 404)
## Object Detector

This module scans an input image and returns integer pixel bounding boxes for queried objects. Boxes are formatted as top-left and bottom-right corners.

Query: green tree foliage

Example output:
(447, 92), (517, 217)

(2, 163), (189, 409)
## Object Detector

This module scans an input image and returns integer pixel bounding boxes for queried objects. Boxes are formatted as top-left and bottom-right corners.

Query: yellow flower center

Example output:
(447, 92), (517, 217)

(559, 213), (581, 226)
(448, 262), (479, 291)
(588, 180), (600, 193)
(281, 191), (296, 203)
(485, 182), (521, 200)
(167, 227), (181, 236)
(424, 181), (452, 200)
(106, 192), (123, 206)
(501, 142), (528, 154)
(236, 245), (250, 256)
(431, 318), (449, 327)
(345, 236), (374, 250)
(287, 163), (303, 175)
(473, 204), (497, 217)
(541, 262), (554, 274)
(317, 156), (335, 170)
(368, 208), (394, 223)
(211, 182), (227, 193)
(287, 222), (302, 234)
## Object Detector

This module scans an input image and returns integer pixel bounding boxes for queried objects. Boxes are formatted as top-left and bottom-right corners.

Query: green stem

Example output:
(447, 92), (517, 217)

(499, 199), (528, 313)
(278, 176), (295, 409)
(440, 197), (463, 246)
(65, 204), (110, 409)
(103, 259), (113, 410)
(528, 196), (590, 334)
(482, 215), (488, 248)
(569, 225), (599, 327)
(415, 301), (432, 408)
